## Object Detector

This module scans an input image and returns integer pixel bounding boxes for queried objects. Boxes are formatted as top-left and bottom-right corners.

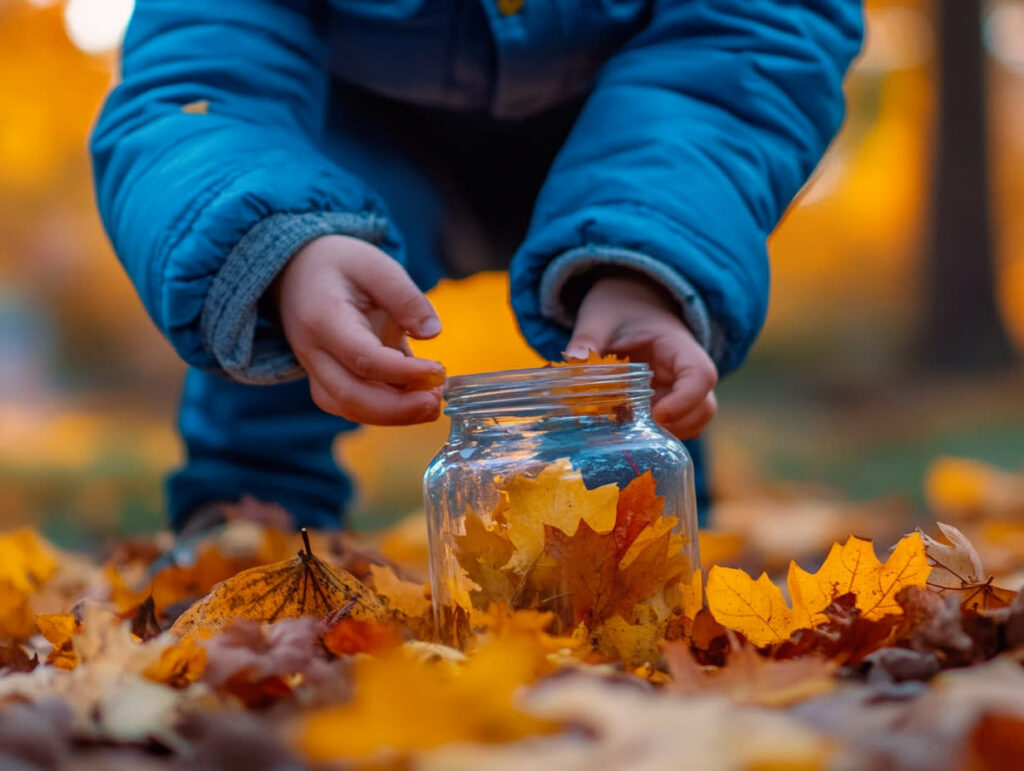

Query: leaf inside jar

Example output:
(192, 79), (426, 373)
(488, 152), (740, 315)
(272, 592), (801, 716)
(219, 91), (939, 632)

(452, 459), (693, 663)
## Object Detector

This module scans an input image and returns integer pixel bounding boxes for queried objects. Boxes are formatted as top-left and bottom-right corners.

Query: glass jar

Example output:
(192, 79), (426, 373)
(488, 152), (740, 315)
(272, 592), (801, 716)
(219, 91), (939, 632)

(423, 363), (700, 654)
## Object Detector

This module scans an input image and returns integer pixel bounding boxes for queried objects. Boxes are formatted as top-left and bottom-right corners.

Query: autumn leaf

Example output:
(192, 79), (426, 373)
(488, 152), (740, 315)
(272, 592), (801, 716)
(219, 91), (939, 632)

(709, 534), (931, 646)
(612, 470), (665, 559)
(36, 612), (80, 670)
(454, 508), (515, 602)
(467, 604), (578, 657)
(706, 567), (800, 647)
(503, 459), (619, 572)
(322, 616), (404, 656)
(679, 568), (704, 620)
(369, 564), (431, 620)
(201, 618), (335, 708)
(170, 531), (384, 638)
(0, 529), (59, 640)
(543, 520), (619, 627)
(609, 518), (688, 620)
(130, 596), (162, 642)
(925, 456), (1024, 519)
(0, 639), (36, 674)
(0, 529), (58, 593)
(772, 593), (902, 667)
(594, 614), (664, 667)
(852, 532), (932, 620)
(296, 638), (558, 762)
(916, 523), (1016, 610)
(143, 635), (207, 688)
(920, 523), (985, 588)
(667, 643), (836, 706)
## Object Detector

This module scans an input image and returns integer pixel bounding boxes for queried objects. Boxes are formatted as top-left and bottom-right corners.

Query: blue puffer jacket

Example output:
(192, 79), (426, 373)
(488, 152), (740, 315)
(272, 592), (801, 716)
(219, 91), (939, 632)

(91, 0), (863, 382)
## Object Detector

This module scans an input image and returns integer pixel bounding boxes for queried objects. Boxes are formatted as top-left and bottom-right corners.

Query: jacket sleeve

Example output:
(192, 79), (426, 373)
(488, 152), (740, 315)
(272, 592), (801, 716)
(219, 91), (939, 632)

(90, 0), (402, 383)
(510, 0), (864, 373)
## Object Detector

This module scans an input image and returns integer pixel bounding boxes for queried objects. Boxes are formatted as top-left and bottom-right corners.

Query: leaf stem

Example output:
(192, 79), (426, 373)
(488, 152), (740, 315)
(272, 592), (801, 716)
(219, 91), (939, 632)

(301, 527), (312, 557)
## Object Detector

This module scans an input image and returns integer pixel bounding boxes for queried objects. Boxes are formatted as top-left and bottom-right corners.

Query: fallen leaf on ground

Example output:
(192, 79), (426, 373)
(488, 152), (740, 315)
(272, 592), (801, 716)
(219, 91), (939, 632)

(201, 618), (333, 708)
(170, 531), (384, 638)
(667, 642), (836, 706)
(36, 612), (80, 670)
(322, 616), (404, 656)
(919, 523), (1018, 611)
(143, 635), (206, 688)
(705, 568), (798, 647)
(418, 674), (829, 771)
(708, 533), (930, 647)
(297, 637), (558, 762)
(0, 529), (59, 640)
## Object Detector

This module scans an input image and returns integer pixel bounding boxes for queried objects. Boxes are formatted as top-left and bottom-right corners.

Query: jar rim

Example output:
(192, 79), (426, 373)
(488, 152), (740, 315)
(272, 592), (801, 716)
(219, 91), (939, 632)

(444, 363), (653, 416)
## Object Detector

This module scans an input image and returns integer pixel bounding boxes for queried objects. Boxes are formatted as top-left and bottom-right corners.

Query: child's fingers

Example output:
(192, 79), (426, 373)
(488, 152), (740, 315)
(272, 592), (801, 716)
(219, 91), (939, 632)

(320, 305), (444, 387)
(351, 257), (441, 340)
(565, 309), (617, 360)
(305, 350), (442, 425)
(656, 392), (718, 440)
(653, 376), (715, 423)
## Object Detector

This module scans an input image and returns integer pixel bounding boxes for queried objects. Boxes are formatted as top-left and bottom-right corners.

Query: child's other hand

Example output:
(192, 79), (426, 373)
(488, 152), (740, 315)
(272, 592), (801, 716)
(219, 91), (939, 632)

(565, 275), (718, 439)
(276, 235), (445, 425)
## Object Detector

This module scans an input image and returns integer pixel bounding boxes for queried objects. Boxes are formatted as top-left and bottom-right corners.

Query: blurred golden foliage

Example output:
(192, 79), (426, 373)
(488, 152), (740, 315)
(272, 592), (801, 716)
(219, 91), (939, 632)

(1, 0), (1022, 536)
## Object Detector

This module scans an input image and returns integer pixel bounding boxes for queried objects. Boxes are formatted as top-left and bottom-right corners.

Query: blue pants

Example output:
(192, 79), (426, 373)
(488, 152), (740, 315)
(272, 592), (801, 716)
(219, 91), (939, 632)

(168, 84), (710, 530)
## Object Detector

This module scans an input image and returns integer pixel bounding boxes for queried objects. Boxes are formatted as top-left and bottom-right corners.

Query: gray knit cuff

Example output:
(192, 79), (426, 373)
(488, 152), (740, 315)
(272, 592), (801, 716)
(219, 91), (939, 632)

(539, 245), (721, 358)
(201, 211), (389, 384)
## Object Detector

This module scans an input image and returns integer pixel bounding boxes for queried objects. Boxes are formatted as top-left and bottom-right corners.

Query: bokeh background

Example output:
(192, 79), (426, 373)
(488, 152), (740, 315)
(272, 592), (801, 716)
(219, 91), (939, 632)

(1, 0), (1023, 551)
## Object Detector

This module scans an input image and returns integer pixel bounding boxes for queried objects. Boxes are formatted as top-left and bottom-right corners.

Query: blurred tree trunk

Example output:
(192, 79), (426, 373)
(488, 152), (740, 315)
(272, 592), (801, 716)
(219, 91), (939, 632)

(921, 0), (1014, 370)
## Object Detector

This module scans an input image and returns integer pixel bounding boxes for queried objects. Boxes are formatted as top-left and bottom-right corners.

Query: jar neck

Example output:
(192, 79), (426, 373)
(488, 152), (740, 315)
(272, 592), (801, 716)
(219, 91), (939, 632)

(443, 364), (654, 437)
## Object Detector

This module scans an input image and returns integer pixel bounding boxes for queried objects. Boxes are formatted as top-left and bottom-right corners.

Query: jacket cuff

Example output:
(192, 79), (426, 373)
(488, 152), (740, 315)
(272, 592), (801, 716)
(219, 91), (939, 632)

(538, 245), (724, 360)
(200, 211), (389, 384)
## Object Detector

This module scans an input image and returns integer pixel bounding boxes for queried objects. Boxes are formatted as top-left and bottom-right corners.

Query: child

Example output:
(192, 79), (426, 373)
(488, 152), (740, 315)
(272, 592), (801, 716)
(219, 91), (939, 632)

(90, 0), (863, 531)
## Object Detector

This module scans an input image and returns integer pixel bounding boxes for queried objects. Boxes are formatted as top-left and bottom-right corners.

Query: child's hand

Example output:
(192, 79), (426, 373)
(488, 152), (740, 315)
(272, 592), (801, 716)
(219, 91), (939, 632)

(565, 275), (718, 439)
(276, 235), (445, 425)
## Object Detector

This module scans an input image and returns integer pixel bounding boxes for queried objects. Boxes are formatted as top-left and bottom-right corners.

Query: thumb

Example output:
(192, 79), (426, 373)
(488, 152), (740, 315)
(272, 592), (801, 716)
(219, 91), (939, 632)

(565, 305), (617, 361)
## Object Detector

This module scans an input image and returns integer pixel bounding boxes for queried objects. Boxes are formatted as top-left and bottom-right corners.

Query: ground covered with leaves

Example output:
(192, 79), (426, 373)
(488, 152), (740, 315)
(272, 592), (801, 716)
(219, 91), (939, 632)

(2, 457), (1024, 770)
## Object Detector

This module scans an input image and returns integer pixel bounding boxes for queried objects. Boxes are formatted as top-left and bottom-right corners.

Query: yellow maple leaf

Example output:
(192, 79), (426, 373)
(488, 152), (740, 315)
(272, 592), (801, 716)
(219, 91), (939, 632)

(708, 533), (931, 646)
(296, 638), (557, 762)
(705, 568), (799, 647)
(594, 614), (664, 667)
(503, 459), (619, 572)
(170, 532), (384, 638)
(468, 603), (580, 660)
(369, 564), (431, 620)
(454, 508), (516, 603)
(679, 568), (704, 620)
(789, 533), (930, 623)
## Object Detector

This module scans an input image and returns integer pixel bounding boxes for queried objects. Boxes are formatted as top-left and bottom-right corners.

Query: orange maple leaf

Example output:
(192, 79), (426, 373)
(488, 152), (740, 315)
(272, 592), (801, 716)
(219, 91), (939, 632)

(612, 471), (665, 559)
(544, 520), (619, 627)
